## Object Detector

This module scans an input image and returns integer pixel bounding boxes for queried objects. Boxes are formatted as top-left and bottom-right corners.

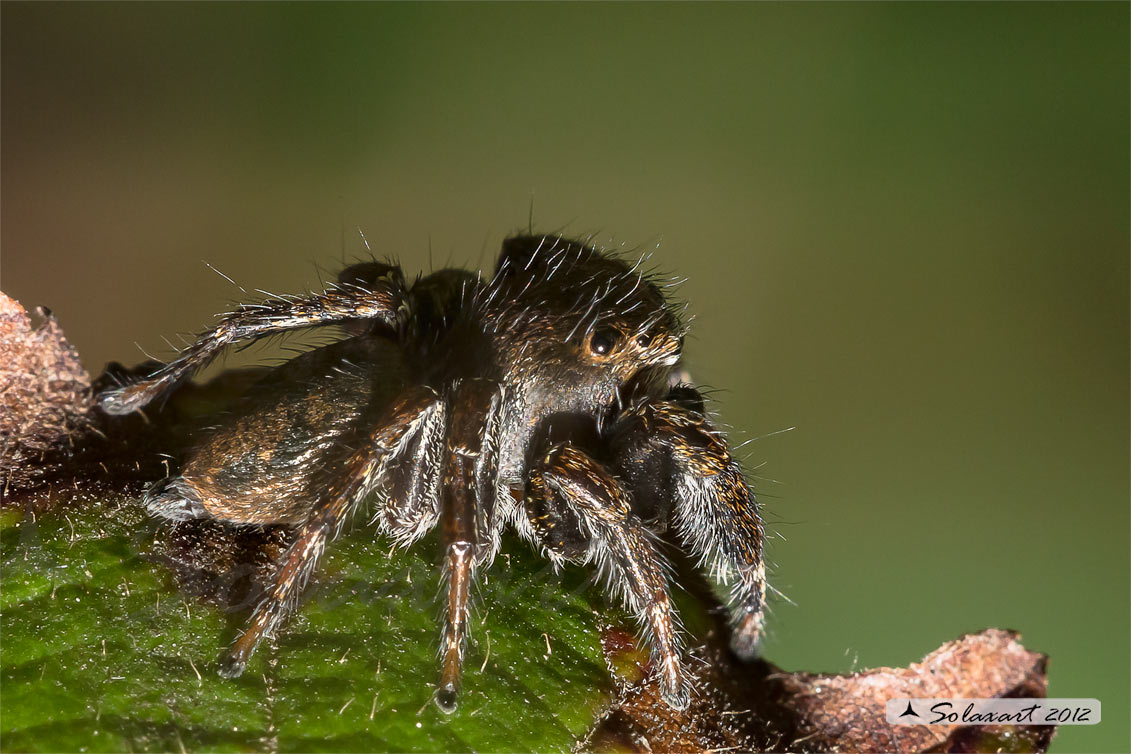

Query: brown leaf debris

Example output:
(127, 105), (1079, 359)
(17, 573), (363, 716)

(584, 628), (1052, 754)
(0, 292), (93, 492)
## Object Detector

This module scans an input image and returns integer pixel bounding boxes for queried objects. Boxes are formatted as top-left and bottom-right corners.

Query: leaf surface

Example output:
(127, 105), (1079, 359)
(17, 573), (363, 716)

(1, 499), (616, 753)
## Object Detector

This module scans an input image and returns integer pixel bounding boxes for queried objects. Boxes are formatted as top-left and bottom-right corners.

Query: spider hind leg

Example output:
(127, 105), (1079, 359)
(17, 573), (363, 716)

(144, 477), (211, 522)
(98, 271), (407, 415)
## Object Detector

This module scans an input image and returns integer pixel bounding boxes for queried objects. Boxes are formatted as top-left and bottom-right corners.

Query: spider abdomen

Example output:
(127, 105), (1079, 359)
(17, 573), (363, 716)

(148, 337), (407, 526)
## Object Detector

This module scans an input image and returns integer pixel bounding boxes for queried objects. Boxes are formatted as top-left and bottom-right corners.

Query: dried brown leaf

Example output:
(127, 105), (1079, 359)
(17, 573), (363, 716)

(584, 628), (1052, 754)
(0, 292), (93, 491)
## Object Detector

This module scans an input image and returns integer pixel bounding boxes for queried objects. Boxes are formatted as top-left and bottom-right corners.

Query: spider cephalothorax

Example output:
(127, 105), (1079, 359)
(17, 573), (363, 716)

(98, 233), (766, 712)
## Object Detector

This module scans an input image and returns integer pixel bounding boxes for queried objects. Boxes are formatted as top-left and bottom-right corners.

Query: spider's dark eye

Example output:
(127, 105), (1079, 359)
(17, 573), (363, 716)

(588, 327), (621, 357)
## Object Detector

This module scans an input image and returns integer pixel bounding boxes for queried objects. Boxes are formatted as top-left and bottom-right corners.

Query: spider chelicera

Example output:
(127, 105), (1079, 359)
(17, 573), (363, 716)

(98, 233), (766, 712)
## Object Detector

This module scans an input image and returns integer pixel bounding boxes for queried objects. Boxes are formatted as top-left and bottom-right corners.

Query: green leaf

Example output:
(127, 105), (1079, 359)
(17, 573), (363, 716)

(1, 498), (621, 753)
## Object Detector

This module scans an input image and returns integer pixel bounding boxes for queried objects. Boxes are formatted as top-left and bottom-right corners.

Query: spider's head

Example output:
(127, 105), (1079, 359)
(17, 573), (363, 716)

(485, 234), (685, 414)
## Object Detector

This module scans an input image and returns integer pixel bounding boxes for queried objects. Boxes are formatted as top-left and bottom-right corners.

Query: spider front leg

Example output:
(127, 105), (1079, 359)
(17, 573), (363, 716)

(610, 389), (767, 659)
(219, 386), (445, 677)
(528, 444), (690, 710)
(99, 266), (407, 415)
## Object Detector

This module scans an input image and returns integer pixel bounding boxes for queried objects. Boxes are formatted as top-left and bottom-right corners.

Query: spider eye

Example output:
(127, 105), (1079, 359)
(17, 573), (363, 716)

(588, 327), (621, 357)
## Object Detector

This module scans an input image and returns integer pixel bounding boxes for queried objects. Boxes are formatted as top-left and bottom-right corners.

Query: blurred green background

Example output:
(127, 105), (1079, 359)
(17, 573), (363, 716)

(2, 3), (1127, 752)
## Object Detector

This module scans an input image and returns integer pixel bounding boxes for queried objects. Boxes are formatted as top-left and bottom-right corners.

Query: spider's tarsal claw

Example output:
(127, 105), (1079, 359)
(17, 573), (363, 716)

(657, 647), (690, 711)
(661, 681), (691, 712)
(144, 477), (210, 522)
(220, 617), (267, 679)
(97, 383), (150, 415)
(434, 684), (459, 714)
(217, 651), (248, 679)
(729, 612), (765, 661)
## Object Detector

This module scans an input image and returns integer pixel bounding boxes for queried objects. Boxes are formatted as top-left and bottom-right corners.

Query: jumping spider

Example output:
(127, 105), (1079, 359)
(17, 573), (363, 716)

(98, 234), (766, 712)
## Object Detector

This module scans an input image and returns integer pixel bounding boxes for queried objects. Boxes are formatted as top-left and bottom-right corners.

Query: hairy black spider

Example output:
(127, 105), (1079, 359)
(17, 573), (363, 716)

(98, 234), (766, 712)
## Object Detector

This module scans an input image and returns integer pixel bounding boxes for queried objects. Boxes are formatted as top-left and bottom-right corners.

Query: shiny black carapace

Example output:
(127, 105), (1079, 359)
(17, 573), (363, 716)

(99, 234), (766, 712)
